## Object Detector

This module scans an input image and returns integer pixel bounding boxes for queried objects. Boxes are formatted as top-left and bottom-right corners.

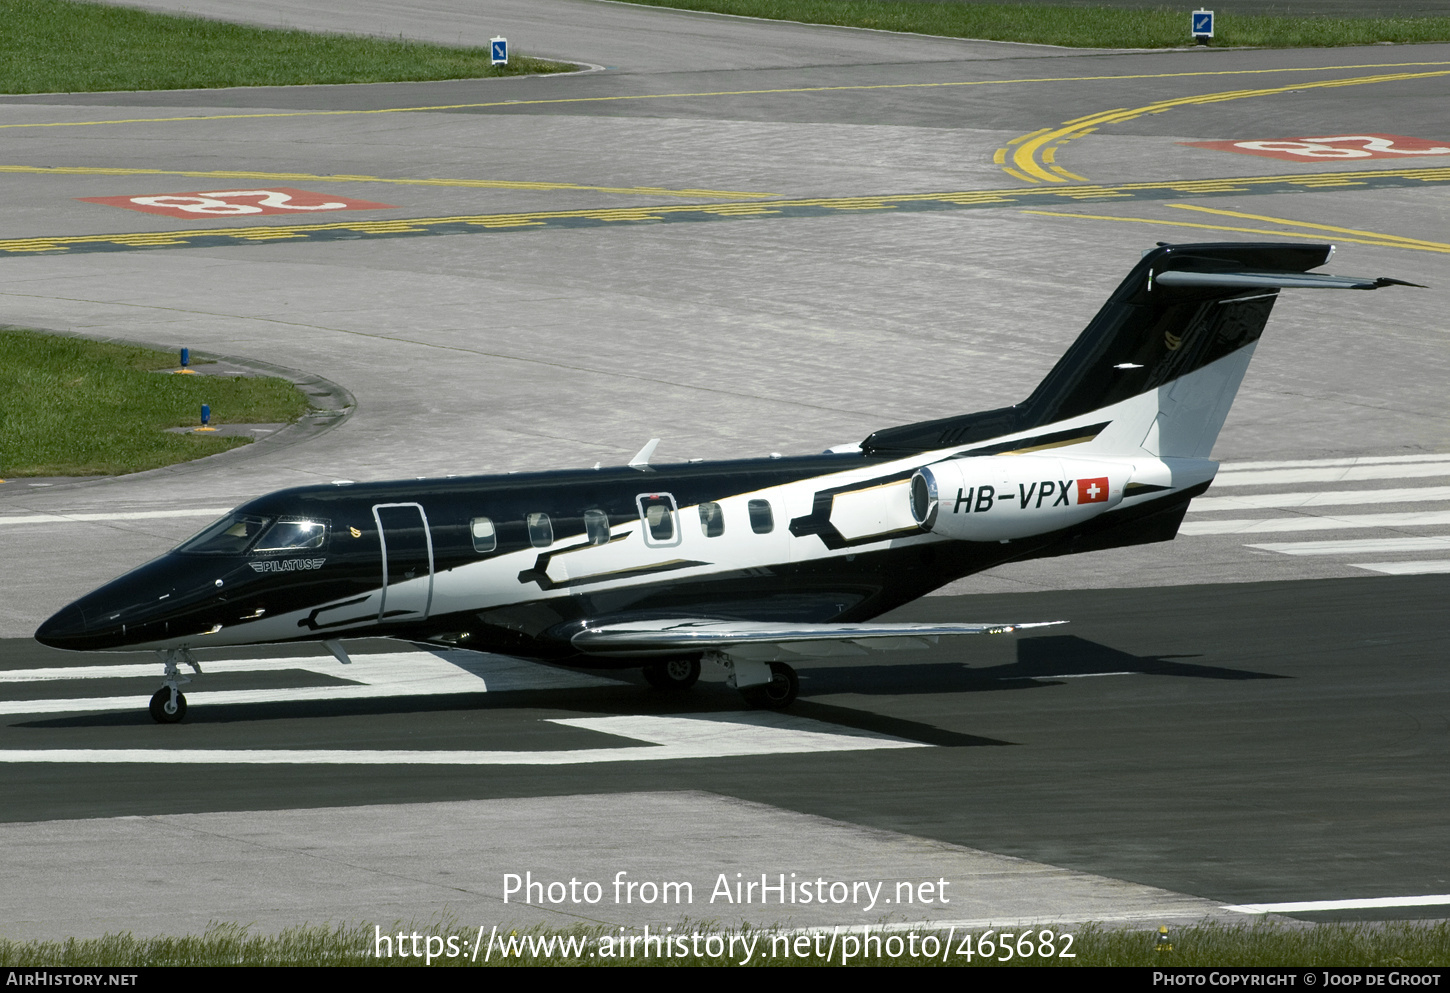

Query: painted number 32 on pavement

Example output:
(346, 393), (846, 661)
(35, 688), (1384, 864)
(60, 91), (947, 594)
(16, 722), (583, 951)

(1184, 134), (1450, 162)
(136, 189), (348, 214)
(78, 187), (397, 218)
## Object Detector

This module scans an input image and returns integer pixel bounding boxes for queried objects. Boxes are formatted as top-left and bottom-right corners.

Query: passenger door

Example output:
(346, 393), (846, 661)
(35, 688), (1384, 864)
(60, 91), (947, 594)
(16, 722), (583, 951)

(372, 503), (434, 621)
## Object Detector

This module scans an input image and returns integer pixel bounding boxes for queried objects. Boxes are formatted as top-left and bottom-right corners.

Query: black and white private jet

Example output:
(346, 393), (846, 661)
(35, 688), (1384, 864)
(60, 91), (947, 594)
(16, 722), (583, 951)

(36, 243), (1417, 721)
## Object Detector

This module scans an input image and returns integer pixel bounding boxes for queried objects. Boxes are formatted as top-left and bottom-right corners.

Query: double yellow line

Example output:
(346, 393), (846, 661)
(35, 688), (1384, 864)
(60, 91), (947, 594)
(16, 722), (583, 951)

(999, 68), (1450, 184)
(5, 166), (1448, 257)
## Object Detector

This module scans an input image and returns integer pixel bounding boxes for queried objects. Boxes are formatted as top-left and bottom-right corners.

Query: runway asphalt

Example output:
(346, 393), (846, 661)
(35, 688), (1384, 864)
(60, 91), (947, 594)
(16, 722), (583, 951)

(1, 0), (1448, 946)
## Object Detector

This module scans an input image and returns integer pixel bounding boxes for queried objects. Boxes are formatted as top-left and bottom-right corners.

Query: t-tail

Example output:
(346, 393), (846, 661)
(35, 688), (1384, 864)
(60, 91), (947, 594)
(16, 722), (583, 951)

(877, 242), (1420, 557)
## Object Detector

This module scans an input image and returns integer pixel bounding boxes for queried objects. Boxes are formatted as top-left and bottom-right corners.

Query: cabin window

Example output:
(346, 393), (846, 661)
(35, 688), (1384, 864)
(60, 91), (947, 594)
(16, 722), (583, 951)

(527, 512), (553, 548)
(699, 502), (724, 538)
(584, 509), (611, 546)
(470, 517), (497, 553)
(748, 499), (774, 534)
(644, 504), (673, 541)
(635, 493), (680, 546)
(253, 518), (328, 553)
(176, 514), (271, 555)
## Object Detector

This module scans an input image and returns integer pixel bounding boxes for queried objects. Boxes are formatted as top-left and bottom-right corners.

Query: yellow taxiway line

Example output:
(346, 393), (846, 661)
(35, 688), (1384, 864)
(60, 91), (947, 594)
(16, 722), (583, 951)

(2, 61), (1446, 131)
(4, 165), (1446, 256)
(1000, 68), (1450, 184)
(0, 164), (774, 201)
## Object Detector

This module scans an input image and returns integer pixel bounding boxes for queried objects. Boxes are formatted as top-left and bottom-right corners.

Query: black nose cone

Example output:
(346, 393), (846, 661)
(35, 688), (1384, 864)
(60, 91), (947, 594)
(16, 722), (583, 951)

(35, 602), (88, 649)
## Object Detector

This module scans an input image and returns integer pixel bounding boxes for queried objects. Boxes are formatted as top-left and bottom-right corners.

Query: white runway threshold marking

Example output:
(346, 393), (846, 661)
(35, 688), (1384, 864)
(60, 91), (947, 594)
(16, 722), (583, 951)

(0, 650), (618, 716)
(1246, 536), (1450, 556)
(1223, 894), (1450, 914)
(1189, 453), (1450, 574)
(1181, 510), (1450, 535)
(1211, 460), (1450, 488)
(0, 712), (929, 765)
(1351, 560), (1450, 575)
(1191, 485), (1450, 512)
(0, 652), (928, 764)
(1216, 454), (1450, 472)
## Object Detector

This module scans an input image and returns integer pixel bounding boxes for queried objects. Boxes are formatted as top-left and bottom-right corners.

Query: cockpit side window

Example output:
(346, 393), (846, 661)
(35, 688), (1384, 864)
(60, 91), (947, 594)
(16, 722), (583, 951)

(176, 514), (272, 555)
(253, 518), (329, 553)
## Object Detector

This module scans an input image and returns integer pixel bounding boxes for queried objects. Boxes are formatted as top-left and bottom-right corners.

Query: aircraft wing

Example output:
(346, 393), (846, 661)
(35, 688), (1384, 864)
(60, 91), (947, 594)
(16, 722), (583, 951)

(570, 618), (1066, 659)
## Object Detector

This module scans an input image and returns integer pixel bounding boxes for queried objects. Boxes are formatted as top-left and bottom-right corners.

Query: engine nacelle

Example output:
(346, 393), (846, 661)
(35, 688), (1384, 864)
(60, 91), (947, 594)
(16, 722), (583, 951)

(910, 454), (1131, 542)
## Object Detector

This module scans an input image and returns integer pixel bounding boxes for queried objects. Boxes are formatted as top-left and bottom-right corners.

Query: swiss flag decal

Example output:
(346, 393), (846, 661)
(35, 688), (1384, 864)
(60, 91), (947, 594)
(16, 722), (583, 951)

(1077, 477), (1110, 504)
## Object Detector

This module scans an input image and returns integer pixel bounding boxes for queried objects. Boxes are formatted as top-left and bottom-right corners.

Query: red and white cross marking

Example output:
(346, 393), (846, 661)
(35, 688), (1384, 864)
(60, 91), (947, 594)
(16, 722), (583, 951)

(77, 187), (397, 218)
(1077, 477), (1109, 504)
(1182, 134), (1450, 162)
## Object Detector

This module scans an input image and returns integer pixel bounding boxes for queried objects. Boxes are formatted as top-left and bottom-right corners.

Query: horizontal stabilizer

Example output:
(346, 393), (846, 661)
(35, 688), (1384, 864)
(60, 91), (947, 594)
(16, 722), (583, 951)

(571, 618), (1066, 658)
(1154, 271), (1425, 290)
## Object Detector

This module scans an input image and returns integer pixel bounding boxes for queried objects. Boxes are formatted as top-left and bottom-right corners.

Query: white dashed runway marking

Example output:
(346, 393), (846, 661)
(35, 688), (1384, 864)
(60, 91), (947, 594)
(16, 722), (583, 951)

(1187, 453), (1450, 574)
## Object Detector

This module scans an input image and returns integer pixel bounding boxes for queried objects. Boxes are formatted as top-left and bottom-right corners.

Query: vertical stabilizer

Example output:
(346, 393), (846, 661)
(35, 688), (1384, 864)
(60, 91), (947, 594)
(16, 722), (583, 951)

(863, 243), (1412, 460)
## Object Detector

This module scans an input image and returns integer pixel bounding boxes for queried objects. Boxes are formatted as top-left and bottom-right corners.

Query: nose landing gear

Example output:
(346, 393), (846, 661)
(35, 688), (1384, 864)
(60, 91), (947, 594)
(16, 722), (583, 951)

(150, 648), (201, 724)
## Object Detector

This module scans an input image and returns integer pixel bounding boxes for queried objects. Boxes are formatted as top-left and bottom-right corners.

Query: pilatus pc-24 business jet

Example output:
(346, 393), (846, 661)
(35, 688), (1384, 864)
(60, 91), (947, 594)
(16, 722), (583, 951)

(38, 243), (1417, 722)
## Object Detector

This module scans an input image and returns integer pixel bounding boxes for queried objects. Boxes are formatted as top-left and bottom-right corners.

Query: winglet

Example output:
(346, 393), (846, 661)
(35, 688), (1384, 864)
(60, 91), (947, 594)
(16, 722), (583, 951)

(628, 438), (661, 467)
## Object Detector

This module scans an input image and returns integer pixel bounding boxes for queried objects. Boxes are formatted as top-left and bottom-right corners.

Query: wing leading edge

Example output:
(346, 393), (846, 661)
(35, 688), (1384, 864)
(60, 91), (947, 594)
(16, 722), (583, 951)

(571, 618), (1067, 658)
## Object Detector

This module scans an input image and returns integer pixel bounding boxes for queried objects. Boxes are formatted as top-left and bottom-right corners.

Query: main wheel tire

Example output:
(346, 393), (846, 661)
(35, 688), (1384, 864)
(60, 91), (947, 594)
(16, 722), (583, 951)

(740, 662), (798, 709)
(643, 657), (701, 691)
(149, 687), (186, 724)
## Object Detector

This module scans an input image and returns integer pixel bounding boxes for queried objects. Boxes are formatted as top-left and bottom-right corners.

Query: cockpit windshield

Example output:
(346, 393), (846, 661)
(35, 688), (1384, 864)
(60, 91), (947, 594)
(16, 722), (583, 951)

(176, 515), (329, 555)
(176, 514), (272, 555)
(254, 518), (328, 552)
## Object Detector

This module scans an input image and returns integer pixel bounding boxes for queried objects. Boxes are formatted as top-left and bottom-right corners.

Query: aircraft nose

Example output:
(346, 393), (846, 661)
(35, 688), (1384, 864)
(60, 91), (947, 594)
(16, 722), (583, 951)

(35, 601), (88, 649)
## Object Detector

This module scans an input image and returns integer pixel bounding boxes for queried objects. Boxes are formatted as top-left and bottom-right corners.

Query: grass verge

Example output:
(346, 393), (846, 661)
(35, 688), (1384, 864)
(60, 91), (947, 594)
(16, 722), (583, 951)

(2, 920), (1449, 966)
(616, 0), (1450, 48)
(0, 0), (573, 94)
(0, 329), (309, 477)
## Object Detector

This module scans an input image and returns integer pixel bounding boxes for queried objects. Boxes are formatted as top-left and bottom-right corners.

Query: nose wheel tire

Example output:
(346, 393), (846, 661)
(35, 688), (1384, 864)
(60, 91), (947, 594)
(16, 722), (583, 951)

(642, 657), (701, 691)
(149, 687), (187, 724)
(740, 662), (798, 709)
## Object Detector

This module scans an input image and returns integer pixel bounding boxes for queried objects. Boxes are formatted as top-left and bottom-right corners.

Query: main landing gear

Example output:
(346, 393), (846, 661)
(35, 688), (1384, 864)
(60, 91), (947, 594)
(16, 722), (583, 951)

(636, 653), (799, 709)
(710, 651), (799, 710)
(150, 648), (201, 724)
(739, 662), (799, 710)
